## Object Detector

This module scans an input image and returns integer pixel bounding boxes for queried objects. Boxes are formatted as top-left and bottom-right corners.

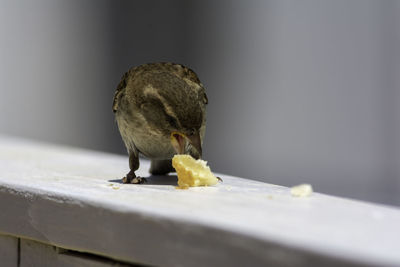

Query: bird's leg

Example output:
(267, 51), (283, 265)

(149, 159), (174, 175)
(122, 150), (146, 184)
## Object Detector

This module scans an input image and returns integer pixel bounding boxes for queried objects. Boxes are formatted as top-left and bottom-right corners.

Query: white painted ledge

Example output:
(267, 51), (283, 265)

(0, 135), (400, 267)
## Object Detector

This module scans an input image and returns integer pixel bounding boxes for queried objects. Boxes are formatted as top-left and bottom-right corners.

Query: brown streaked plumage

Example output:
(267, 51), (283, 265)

(113, 62), (208, 184)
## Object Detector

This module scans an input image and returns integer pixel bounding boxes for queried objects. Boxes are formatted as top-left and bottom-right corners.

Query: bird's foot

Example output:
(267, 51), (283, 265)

(217, 176), (223, 182)
(122, 172), (147, 184)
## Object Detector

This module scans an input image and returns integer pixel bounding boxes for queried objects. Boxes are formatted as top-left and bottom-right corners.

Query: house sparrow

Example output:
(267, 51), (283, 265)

(112, 62), (208, 184)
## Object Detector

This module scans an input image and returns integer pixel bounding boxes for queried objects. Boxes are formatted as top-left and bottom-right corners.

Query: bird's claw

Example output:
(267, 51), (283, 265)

(122, 174), (147, 184)
(217, 176), (223, 182)
(131, 177), (147, 184)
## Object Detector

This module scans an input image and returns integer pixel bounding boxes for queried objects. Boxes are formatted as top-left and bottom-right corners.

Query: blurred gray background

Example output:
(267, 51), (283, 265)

(1, 0), (399, 206)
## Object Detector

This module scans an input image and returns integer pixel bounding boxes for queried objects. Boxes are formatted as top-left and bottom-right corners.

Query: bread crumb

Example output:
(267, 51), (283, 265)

(172, 155), (219, 189)
(291, 184), (313, 197)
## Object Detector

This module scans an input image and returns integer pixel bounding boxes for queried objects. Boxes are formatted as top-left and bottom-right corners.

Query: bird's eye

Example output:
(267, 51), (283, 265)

(166, 115), (178, 128)
(188, 128), (195, 136)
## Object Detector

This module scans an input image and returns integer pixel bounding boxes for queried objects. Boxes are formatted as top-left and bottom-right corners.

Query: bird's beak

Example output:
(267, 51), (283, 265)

(186, 131), (202, 159)
(171, 131), (202, 159)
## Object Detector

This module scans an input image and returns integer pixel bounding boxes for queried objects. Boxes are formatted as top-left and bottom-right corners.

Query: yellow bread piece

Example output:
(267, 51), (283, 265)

(172, 155), (219, 189)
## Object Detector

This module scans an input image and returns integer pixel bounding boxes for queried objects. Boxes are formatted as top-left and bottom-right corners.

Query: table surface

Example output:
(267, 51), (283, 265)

(0, 135), (399, 267)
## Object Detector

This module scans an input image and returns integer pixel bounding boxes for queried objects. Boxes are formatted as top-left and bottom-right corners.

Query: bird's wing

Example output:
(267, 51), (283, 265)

(172, 63), (208, 105)
(112, 71), (129, 113)
(113, 63), (208, 112)
(161, 63), (208, 105)
(138, 62), (204, 89)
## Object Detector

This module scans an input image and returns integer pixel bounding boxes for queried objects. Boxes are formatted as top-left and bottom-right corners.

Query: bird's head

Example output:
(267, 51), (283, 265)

(136, 66), (207, 159)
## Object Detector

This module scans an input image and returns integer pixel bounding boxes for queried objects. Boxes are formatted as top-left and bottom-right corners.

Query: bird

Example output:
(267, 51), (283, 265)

(112, 62), (208, 184)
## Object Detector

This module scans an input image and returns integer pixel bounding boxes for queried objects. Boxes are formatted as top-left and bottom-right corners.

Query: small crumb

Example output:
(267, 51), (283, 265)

(267, 195), (273, 200)
(290, 184), (313, 197)
(108, 183), (120, 190)
(175, 186), (189, 190)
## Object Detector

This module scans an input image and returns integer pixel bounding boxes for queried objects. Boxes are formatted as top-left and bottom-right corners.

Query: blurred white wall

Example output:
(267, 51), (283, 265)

(1, 0), (399, 206)
(0, 0), (115, 149)
(192, 0), (400, 205)
(0, 0), (189, 151)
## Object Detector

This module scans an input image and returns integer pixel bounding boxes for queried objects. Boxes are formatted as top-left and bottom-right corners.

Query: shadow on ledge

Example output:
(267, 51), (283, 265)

(108, 174), (178, 186)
